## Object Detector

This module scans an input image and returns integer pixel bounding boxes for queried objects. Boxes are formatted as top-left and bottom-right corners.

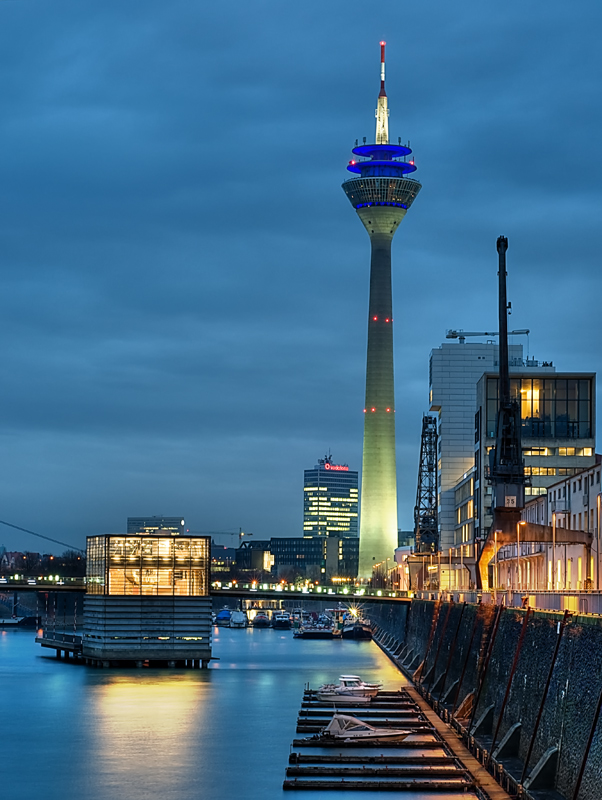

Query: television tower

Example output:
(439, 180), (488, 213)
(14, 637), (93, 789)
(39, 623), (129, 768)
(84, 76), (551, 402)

(342, 43), (422, 578)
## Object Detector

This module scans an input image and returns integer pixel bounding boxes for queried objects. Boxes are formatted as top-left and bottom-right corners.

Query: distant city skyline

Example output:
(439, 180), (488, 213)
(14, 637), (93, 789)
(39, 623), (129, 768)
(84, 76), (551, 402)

(0, 1), (600, 551)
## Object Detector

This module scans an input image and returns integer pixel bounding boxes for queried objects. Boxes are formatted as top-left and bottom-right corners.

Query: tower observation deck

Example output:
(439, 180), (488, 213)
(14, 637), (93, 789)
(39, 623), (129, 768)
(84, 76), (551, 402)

(342, 42), (422, 579)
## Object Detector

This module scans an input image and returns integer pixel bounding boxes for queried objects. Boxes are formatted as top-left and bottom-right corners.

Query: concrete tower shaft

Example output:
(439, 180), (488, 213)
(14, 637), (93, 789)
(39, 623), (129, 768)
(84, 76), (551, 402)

(342, 44), (422, 579)
(359, 220), (398, 576)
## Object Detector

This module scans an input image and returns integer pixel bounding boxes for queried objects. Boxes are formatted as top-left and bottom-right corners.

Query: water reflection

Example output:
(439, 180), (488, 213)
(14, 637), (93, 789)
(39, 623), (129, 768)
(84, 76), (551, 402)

(89, 674), (209, 799)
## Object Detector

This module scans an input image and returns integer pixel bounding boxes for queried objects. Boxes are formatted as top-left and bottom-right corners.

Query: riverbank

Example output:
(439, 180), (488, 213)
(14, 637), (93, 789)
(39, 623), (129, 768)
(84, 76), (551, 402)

(369, 598), (602, 800)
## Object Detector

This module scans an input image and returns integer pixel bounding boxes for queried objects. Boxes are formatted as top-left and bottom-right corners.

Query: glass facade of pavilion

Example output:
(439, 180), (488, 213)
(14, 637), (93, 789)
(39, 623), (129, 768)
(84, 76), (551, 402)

(86, 534), (210, 596)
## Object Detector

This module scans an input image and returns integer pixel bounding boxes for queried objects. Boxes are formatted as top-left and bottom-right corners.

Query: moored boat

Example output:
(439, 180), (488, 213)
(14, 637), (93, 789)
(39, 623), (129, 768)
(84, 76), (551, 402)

(317, 675), (381, 700)
(252, 612), (271, 628)
(229, 609), (248, 628)
(341, 618), (372, 640)
(319, 713), (411, 743)
(317, 691), (372, 704)
(272, 612), (292, 629)
(214, 608), (232, 626)
(293, 624), (336, 640)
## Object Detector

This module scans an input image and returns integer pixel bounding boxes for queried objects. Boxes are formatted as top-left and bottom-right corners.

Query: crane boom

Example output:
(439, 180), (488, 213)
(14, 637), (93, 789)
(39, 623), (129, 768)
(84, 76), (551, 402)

(446, 328), (529, 340)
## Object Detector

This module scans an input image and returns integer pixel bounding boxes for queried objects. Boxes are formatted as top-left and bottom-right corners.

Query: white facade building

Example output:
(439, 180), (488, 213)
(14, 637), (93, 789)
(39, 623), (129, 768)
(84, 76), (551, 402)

(499, 457), (602, 592)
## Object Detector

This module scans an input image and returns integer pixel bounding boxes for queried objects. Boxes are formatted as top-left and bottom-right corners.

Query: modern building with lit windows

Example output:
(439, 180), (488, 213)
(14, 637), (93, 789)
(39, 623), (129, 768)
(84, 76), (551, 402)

(303, 455), (358, 538)
(270, 536), (359, 582)
(475, 372), (596, 544)
(83, 531), (211, 667)
(126, 516), (185, 536)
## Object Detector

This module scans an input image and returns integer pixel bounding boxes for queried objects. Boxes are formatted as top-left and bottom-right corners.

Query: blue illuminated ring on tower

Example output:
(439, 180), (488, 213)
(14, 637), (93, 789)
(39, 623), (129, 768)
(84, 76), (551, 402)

(352, 143), (412, 159)
(347, 142), (417, 178)
(342, 176), (422, 210)
(347, 160), (417, 178)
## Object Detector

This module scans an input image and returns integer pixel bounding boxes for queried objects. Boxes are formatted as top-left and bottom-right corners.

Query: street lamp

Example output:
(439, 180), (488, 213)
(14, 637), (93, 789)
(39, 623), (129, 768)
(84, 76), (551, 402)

(517, 521), (526, 592)
(596, 492), (602, 592)
(552, 511), (556, 591)
(494, 530), (501, 603)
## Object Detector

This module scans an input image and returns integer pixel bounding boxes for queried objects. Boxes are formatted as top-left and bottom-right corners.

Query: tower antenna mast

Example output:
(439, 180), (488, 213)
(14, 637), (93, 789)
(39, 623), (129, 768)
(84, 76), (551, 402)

(375, 41), (389, 145)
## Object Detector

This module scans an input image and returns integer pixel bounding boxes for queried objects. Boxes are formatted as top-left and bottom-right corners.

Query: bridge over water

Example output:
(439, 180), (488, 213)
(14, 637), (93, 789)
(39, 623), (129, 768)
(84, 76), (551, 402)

(211, 583), (411, 604)
(1, 577), (411, 604)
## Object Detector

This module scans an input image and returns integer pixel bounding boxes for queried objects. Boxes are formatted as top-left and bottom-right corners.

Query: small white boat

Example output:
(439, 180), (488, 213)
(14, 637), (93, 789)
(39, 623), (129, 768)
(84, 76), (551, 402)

(317, 691), (372, 704)
(229, 610), (248, 628)
(322, 713), (411, 743)
(341, 674), (382, 689)
(318, 675), (382, 699)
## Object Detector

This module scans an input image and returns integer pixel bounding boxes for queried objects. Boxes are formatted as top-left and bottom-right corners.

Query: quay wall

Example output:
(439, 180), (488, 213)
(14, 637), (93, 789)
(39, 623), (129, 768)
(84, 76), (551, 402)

(369, 599), (602, 800)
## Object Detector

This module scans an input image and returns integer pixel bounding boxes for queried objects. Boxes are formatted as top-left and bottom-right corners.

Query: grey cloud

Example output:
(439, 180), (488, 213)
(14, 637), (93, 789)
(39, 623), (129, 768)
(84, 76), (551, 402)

(0, 0), (600, 550)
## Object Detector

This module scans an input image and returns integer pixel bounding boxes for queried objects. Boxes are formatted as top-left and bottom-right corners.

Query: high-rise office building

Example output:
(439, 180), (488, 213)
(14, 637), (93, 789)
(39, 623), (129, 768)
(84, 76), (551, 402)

(127, 516), (185, 536)
(342, 43), (421, 577)
(303, 455), (358, 537)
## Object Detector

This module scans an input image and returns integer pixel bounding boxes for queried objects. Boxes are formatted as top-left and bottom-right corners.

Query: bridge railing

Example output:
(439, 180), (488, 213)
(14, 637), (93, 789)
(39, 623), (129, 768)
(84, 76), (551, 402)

(211, 581), (410, 600)
(39, 631), (82, 645)
(412, 588), (602, 614)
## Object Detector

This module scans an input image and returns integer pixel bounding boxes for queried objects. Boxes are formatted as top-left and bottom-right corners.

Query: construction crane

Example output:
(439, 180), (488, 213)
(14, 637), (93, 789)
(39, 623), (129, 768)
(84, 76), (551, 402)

(413, 415), (439, 554)
(446, 328), (529, 343)
(475, 237), (528, 590)
(198, 529), (253, 547)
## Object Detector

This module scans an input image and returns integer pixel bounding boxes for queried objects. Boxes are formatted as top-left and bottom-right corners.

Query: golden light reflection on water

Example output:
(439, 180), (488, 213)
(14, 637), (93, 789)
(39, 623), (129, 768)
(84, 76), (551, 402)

(89, 675), (207, 794)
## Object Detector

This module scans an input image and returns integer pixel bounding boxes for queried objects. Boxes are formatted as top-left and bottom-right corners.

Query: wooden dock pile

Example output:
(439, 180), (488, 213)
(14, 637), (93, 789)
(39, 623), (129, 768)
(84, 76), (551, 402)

(283, 688), (476, 792)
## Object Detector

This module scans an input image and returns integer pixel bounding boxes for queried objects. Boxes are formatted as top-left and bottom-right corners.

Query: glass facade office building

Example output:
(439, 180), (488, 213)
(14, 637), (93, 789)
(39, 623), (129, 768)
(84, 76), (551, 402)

(485, 377), (593, 439)
(87, 534), (210, 596)
(303, 456), (359, 537)
(475, 373), (596, 543)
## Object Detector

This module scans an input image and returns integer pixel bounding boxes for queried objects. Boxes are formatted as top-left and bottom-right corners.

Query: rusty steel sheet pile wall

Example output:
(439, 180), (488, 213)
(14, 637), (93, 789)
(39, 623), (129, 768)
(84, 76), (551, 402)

(401, 598), (438, 669)
(547, 617), (602, 800)
(430, 603), (495, 709)
(369, 598), (602, 800)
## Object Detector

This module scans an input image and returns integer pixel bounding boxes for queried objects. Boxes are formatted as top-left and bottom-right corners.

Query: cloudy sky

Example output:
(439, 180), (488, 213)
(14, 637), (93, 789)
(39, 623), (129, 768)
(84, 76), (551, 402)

(0, 0), (600, 551)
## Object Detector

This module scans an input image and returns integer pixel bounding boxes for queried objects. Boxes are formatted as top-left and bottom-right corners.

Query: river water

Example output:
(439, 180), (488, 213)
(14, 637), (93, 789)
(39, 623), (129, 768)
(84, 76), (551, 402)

(1, 627), (478, 800)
